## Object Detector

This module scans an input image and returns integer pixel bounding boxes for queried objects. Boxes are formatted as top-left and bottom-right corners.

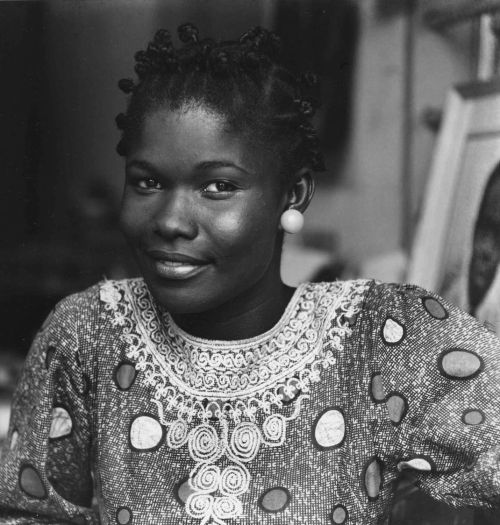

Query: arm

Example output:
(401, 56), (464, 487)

(372, 283), (500, 510)
(0, 291), (99, 524)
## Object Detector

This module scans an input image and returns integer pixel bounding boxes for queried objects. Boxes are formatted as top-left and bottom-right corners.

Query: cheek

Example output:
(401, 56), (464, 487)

(119, 193), (150, 241)
(207, 198), (280, 257)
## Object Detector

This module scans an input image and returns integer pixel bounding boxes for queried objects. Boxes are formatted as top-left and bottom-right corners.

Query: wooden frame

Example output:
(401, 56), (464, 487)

(408, 80), (500, 311)
(425, 0), (500, 29)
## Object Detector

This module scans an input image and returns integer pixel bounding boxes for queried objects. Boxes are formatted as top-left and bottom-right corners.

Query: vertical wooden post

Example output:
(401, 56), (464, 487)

(401, 0), (416, 250)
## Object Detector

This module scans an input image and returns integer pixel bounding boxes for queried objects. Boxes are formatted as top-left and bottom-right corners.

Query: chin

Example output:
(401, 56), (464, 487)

(144, 278), (201, 314)
(137, 254), (272, 316)
(141, 271), (227, 315)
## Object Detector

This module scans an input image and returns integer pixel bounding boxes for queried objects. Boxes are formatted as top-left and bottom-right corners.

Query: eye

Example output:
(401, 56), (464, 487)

(135, 177), (162, 191)
(203, 181), (238, 194)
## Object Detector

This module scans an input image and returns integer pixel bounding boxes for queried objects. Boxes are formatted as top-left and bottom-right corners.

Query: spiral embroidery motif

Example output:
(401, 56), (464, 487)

(187, 493), (214, 519)
(262, 414), (286, 445)
(189, 425), (221, 463)
(213, 496), (243, 519)
(220, 464), (249, 496)
(192, 464), (220, 493)
(102, 277), (370, 525)
(167, 419), (188, 448)
(229, 422), (261, 462)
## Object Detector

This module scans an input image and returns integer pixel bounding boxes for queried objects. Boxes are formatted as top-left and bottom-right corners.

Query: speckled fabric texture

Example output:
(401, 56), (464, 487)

(0, 278), (499, 525)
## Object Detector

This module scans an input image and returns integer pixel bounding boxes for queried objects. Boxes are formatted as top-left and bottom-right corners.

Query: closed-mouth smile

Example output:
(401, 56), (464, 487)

(145, 250), (210, 280)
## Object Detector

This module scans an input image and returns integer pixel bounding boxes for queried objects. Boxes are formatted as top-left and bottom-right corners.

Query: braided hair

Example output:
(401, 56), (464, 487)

(116, 24), (325, 178)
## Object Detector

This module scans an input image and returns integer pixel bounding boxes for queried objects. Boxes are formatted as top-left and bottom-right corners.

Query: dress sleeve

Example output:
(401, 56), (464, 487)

(371, 282), (500, 511)
(0, 290), (100, 524)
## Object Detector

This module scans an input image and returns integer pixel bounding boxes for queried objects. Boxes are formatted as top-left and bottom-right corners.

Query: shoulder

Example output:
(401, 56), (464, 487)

(362, 281), (453, 320)
(52, 281), (101, 318)
(305, 280), (459, 336)
(306, 279), (374, 303)
(53, 278), (144, 315)
(40, 278), (144, 346)
(366, 281), (499, 379)
(35, 279), (142, 369)
(303, 279), (374, 327)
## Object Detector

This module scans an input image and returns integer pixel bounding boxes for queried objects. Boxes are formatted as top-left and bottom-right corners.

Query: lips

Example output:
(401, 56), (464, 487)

(145, 249), (210, 280)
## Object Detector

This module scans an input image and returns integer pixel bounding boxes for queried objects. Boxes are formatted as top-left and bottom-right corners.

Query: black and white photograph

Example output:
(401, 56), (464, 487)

(1, 1), (500, 524)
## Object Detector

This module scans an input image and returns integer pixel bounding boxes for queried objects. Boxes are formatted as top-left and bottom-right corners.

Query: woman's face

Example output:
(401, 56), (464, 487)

(469, 175), (500, 310)
(120, 105), (288, 314)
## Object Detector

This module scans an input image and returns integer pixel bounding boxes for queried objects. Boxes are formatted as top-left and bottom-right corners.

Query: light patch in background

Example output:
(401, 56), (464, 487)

(0, 400), (10, 442)
(281, 242), (330, 287)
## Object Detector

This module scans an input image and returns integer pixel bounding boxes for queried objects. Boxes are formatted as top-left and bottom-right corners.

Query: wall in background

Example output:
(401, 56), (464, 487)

(41, 0), (270, 237)
(0, 0), (272, 351)
(302, 0), (475, 271)
(0, 0), (481, 349)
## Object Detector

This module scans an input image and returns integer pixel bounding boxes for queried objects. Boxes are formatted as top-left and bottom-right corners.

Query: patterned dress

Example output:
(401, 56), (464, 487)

(0, 278), (499, 525)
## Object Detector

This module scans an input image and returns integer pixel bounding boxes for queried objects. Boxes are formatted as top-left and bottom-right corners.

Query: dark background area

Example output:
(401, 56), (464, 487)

(1, 2), (498, 524)
(0, 0), (357, 356)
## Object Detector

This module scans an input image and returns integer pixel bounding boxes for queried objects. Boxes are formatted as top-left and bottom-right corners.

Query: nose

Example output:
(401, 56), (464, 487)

(152, 190), (198, 241)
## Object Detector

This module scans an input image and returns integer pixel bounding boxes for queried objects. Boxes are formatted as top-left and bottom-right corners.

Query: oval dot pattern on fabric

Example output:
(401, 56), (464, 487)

(116, 506), (132, 524)
(10, 429), (19, 450)
(114, 362), (137, 391)
(19, 465), (46, 499)
(370, 373), (386, 403)
(438, 349), (484, 379)
(175, 477), (196, 506)
(129, 414), (164, 451)
(397, 457), (434, 472)
(312, 408), (345, 449)
(381, 318), (405, 345)
(49, 406), (73, 440)
(422, 297), (448, 320)
(363, 457), (383, 501)
(331, 504), (348, 524)
(462, 409), (485, 425)
(259, 487), (290, 513)
(386, 393), (408, 425)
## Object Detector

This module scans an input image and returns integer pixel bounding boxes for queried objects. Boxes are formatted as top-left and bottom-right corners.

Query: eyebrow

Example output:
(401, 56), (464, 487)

(195, 160), (253, 176)
(126, 159), (160, 173)
(126, 159), (253, 176)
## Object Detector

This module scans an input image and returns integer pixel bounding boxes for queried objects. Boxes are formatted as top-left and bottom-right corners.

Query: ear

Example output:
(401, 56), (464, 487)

(285, 168), (315, 213)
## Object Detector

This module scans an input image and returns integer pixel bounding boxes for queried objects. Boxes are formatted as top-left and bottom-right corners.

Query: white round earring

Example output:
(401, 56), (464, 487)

(280, 209), (304, 234)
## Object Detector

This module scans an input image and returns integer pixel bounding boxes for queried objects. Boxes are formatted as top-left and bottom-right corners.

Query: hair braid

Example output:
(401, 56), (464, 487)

(116, 24), (325, 175)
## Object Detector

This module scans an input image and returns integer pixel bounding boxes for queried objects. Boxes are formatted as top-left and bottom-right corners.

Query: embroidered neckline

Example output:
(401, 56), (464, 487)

(100, 277), (370, 525)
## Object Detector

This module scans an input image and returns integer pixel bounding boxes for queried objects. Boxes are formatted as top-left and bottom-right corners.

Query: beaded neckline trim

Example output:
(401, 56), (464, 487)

(101, 278), (369, 404)
(100, 277), (370, 525)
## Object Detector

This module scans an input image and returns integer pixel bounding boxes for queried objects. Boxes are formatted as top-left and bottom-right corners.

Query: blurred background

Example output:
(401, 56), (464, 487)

(1, 1), (499, 523)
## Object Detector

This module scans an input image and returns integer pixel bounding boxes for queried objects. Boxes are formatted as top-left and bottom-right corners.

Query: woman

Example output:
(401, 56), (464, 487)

(1, 25), (499, 525)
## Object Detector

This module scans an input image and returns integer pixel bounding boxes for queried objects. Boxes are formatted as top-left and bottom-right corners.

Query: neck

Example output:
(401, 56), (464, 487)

(170, 275), (296, 341)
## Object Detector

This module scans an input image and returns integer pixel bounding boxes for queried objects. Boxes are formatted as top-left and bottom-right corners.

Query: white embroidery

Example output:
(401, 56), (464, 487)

(100, 280), (122, 314)
(101, 278), (369, 525)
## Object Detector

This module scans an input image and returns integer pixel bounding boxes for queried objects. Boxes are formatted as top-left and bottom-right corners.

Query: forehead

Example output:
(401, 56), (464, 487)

(130, 105), (278, 175)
